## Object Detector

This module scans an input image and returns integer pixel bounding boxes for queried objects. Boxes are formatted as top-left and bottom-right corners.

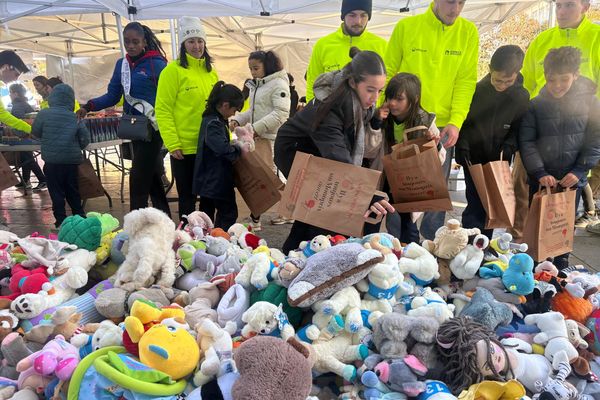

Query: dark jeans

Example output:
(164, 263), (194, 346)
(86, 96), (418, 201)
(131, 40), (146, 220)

(528, 180), (582, 270)
(462, 165), (494, 239)
(19, 152), (46, 183)
(200, 195), (238, 231)
(420, 146), (454, 240)
(171, 154), (199, 221)
(130, 130), (171, 217)
(363, 211), (420, 244)
(44, 163), (85, 227)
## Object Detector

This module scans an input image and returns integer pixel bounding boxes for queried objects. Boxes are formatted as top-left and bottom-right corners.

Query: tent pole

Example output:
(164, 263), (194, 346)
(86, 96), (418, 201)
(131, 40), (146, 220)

(101, 13), (107, 43)
(547, 0), (555, 28)
(65, 40), (76, 91)
(169, 19), (178, 60)
(115, 14), (126, 58)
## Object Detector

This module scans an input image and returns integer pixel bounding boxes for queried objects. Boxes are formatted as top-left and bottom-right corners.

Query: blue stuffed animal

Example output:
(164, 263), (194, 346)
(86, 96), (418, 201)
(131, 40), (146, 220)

(502, 253), (535, 296)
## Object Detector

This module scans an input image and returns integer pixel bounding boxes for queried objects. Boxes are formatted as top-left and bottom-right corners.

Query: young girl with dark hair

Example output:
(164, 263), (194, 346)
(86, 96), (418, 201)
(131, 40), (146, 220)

(363, 72), (441, 243)
(156, 17), (219, 220)
(230, 50), (291, 230)
(192, 82), (247, 230)
(274, 48), (394, 253)
(77, 21), (171, 216)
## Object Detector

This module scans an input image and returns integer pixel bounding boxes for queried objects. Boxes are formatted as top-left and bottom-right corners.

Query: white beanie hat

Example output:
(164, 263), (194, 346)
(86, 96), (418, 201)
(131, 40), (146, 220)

(178, 16), (207, 45)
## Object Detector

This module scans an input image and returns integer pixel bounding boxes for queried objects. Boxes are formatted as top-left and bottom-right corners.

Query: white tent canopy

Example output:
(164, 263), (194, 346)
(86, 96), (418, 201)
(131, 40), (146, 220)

(1, 0), (549, 57)
(0, 0), (552, 99)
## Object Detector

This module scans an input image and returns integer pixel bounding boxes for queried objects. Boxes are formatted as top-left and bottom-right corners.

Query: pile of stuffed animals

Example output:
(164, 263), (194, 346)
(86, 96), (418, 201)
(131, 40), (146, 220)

(1, 209), (600, 400)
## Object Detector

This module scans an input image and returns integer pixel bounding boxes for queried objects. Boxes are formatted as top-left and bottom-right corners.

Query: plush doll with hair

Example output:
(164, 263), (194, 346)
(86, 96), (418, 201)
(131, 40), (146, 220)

(436, 317), (553, 394)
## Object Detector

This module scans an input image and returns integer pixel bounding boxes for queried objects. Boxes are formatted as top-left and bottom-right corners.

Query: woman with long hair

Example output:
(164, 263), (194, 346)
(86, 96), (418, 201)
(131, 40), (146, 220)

(77, 22), (171, 216)
(274, 48), (394, 253)
(155, 17), (219, 221)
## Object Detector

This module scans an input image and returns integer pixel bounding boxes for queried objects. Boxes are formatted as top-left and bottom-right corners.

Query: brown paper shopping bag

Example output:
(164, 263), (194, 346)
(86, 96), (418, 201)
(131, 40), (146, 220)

(382, 138), (452, 212)
(78, 159), (105, 199)
(0, 153), (18, 191)
(234, 151), (285, 216)
(278, 152), (385, 237)
(522, 188), (576, 261)
(468, 160), (516, 229)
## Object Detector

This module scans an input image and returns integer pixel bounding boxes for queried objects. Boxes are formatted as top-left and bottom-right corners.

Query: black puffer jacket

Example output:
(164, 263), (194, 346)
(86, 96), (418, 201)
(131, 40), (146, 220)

(455, 74), (530, 166)
(192, 113), (241, 200)
(519, 77), (600, 186)
(274, 71), (379, 177)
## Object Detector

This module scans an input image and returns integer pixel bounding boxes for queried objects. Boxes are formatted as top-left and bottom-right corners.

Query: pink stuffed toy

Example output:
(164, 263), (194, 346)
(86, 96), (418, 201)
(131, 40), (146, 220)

(0, 264), (53, 301)
(16, 334), (80, 389)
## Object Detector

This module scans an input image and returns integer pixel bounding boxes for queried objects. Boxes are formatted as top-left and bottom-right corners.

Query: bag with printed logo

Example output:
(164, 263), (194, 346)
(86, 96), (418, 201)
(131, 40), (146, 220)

(382, 136), (452, 213)
(522, 188), (576, 261)
(279, 152), (386, 237)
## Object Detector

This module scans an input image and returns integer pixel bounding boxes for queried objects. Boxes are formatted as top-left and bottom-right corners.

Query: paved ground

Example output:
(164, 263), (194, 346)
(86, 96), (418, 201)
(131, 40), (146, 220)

(1, 152), (598, 270)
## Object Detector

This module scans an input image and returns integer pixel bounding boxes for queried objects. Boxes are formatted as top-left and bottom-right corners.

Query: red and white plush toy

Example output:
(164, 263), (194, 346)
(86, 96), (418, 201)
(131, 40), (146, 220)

(227, 223), (266, 251)
(0, 264), (52, 304)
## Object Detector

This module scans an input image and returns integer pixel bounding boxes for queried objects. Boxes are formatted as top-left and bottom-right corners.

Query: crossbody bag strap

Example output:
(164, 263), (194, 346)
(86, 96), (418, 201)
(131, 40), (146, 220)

(121, 58), (158, 130)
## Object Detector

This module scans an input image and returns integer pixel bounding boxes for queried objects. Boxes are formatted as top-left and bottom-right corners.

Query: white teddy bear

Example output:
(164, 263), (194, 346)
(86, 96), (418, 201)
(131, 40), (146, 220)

(194, 319), (236, 386)
(241, 301), (295, 341)
(310, 286), (364, 338)
(407, 287), (455, 323)
(288, 235), (331, 260)
(398, 243), (440, 287)
(10, 249), (97, 319)
(524, 311), (579, 368)
(449, 234), (489, 280)
(235, 252), (279, 290)
(357, 251), (413, 315)
(71, 320), (123, 355)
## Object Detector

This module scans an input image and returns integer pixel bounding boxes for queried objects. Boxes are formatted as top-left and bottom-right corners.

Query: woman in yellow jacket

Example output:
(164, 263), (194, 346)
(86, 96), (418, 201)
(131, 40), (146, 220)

(156, 17), (219, 220)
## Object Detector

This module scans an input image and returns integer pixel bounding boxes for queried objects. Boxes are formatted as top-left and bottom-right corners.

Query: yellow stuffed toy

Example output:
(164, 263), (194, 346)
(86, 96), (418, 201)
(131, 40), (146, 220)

(124, 300), (185, 343)
(139, 318), (200, 380)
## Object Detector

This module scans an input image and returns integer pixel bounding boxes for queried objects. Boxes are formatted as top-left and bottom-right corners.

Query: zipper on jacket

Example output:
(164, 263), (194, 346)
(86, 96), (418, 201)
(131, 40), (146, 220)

(251, 79), (261, 124)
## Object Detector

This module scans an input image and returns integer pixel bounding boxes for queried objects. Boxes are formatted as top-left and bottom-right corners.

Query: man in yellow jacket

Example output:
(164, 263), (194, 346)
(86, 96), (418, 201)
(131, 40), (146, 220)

(509, 0), (600, 238)
(0, 51), (32, 134)
(384, 0), (479, 239)
(305, 0), (386, 102)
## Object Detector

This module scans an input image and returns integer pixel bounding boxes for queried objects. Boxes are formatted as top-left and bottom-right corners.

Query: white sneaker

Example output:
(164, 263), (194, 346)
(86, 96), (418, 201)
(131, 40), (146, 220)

(249, 217), (262, 232)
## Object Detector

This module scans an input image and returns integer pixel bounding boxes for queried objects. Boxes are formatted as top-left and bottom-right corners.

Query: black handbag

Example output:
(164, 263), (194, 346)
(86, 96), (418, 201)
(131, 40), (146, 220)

(117, 102), (151, 142)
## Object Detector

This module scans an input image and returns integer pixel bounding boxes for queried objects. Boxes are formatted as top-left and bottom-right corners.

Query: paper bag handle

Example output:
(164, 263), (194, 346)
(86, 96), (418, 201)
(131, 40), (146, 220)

(402, 125), (429, 143)
(364, 191), (390, 224)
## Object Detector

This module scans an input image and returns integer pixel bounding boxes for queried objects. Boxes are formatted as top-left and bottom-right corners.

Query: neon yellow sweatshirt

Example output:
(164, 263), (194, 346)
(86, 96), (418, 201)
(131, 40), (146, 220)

(306, 25), (387, 101)
(1, 101), (30, 133)
(384, 3), (479, 129)
(522, 16), (600, 98)
(155, 54), (219, 155)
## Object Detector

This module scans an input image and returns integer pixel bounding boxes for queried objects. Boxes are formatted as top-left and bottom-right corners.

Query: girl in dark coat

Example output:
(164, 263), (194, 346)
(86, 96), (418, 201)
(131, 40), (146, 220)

(274, 48), (394, 253)
(363, 73), (442, 244)
(192, 82), (247, 230)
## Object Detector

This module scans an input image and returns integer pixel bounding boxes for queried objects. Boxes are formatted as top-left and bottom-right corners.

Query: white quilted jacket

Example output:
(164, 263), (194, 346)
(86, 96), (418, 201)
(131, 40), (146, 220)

(233, 69), (291, 140)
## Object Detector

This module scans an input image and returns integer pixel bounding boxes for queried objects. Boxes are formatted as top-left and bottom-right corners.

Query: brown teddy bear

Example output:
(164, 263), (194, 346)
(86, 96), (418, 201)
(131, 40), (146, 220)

(232, 336), (313, 400)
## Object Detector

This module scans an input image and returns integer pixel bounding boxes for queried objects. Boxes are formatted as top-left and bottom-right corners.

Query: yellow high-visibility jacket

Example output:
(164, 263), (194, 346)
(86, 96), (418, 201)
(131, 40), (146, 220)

(306, 25), (386, 102)
(155, 54), (219, 155)
(522, 16), (600, 98)
(384, 3), (479, 129)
